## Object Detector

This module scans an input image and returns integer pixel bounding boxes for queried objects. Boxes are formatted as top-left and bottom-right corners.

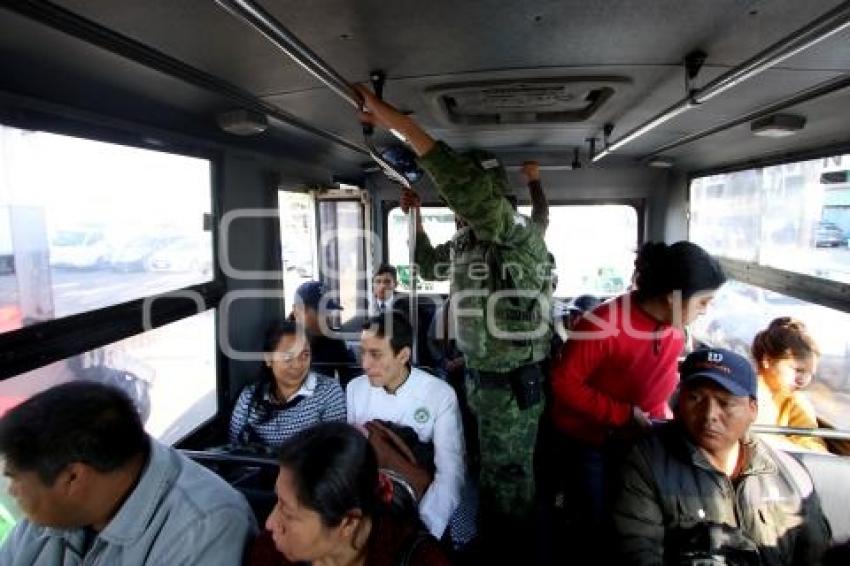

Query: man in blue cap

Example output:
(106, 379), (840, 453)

(612, 347), (831, 565)
(292, 281), (359, 388)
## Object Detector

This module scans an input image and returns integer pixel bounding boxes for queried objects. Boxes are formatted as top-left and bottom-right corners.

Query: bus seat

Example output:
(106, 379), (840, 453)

(184, 450), (278, 526)
(790, 450), (850, 542)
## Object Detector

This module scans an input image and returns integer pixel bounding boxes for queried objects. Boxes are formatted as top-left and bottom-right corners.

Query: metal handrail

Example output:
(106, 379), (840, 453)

(5, 0), (368, 155)
(215, 0), (362, 108)
(214, 0), (413, 189)
(593, 1), (850, 162)
(644, 73), (850, 159)
(751, 424), (850, 441)
(215, 0), (419, 362)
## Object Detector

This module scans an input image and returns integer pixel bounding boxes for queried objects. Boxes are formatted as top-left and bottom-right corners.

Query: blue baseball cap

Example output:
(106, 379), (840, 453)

(567, 294), (601, 314)
(680, 348), (757, 399)
(295, 281), (343, 310)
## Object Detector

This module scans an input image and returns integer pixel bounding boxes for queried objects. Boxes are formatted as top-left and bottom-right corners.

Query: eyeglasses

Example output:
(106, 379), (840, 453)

(271, 350), (311, 363)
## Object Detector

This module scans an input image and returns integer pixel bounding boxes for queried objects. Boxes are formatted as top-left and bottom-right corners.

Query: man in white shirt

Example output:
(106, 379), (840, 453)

(347, 312), (465, 540)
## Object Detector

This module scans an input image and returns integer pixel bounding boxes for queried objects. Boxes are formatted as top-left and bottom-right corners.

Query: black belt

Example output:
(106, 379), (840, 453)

(475, 370), (513, 390)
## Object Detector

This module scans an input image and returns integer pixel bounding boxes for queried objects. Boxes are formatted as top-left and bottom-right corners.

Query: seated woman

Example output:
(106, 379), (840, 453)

(752, 317), (828, 452)
(229, 320), (346, 451)
(246, 422), (451, 566)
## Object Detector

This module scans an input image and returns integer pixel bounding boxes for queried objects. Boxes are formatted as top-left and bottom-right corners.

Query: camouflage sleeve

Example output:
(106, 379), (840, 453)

(528, 179), (549, 232)
(415, 231), (451, 281)
(418, 141), (514, 243)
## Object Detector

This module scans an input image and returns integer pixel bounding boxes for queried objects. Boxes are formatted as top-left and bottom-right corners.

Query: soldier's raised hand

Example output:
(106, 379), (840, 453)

(400, 188), (422, 214)
(355, 84), (407, 133)
(521, 160), (541, 182)
(354, 85), (436, 156)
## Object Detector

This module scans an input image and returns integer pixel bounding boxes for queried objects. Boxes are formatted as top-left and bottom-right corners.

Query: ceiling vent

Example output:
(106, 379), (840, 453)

(427, 77), (630, 126)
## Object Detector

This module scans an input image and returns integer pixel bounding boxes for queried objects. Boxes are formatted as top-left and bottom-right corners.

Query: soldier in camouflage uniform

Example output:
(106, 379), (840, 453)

(357, 86), (553, 546)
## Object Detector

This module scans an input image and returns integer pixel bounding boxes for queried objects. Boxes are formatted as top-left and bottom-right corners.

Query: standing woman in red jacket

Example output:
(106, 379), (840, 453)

(546, 241), (725, 561)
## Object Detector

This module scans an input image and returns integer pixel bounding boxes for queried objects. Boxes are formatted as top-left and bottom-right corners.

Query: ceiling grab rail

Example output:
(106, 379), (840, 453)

(215, 0), (419, 362)
(593, 1), (850, 163)
(3, 0), (368, 156)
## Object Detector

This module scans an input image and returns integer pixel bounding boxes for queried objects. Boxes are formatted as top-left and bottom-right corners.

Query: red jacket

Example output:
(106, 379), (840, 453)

(550, 294), (684, 446)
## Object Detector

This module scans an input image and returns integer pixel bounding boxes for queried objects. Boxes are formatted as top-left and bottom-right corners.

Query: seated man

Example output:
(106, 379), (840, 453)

(371, 263), (405, 316)
(347, 312), (465, 541)
(611, 348), (831, 565)
(292, 280), (359, 387)
(0, 381), (257, 565)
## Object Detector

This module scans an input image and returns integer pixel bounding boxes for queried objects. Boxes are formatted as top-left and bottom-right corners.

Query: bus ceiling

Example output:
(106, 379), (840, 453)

(1, 0), (849, 174)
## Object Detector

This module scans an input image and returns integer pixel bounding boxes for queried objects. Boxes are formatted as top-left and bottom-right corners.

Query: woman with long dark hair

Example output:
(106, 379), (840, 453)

(229, 320), (346, 451)
(247, 422), (451, 566)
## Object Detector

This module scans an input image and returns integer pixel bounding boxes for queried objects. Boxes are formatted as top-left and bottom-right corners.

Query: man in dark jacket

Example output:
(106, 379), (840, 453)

(612, 347), (831, 565)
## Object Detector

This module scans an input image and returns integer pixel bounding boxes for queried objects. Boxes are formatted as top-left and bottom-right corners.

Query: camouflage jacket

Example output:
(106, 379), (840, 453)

(416, 142), (552, 373)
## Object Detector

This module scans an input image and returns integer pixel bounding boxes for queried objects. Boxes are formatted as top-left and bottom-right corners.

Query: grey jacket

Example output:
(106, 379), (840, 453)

(612, 423), (831, 566)
(0, 438), (257, 565)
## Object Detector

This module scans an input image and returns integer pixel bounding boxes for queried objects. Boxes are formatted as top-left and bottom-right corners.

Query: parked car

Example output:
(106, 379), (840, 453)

(145, 238), (212, 273)
(110, 235), (180, 272)
(49, 229), (111, 269)
(814, 221), (847, 248)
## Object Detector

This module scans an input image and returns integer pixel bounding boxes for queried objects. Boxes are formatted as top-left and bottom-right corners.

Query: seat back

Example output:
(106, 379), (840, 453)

(790, 451), (850, 542)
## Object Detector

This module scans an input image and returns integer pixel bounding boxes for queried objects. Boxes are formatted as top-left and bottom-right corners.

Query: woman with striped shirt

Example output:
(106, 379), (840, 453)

(229, 320), (346, 451)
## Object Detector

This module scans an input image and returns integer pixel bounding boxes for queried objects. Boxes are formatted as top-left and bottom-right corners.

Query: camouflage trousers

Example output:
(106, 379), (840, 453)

(466, 370), (543, 521)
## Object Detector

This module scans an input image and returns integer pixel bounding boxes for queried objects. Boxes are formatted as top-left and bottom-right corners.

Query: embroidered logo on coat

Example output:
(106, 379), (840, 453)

(414, 407), (430, 423)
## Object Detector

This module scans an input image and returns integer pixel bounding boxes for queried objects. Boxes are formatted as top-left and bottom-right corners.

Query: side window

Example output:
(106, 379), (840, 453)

(690, 153), (850, 283)
(0, 125), (213, 335)
(388, 206), (453, 294)
(691, 280), (850, 431)
(318, 199), (367, 330)
(278, 191), (317, 312)
(0, 309), (217, 540)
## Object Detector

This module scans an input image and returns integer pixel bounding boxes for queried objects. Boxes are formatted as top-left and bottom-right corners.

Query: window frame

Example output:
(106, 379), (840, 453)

(0, 102), (227, 443)
(688, 148), (850, 315)
(381, 196), (645, 290)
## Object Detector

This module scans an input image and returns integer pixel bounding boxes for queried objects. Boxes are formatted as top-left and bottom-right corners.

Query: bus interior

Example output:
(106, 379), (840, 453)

(2, 0), (850, 550)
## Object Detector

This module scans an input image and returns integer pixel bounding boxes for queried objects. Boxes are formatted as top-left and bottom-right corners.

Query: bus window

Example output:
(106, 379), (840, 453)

(0, 309), (216, 541)
(279, 191), (317, 312)
(519, 204), (638, 299)
(387, 206), (454, 294)
(318, 199), (367, 329)
(691, 153), (850, 284)
(691, 280), (850, 432)
(0, 125), (213, 335)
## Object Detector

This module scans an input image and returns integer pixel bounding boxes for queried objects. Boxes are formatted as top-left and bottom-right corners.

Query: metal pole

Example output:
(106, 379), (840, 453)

(643, 73), (850, 159)
(215, 0), (362, 109)
(593, 1), (850, 162)
(214, 0), (412, 187)
(408, 207), (419, 365)
(5, 0), (368, 155)
(750, 424), (850, 440)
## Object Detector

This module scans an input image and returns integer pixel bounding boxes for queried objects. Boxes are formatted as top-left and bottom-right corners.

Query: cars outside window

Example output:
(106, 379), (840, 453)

(0, 125), (213, 335)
